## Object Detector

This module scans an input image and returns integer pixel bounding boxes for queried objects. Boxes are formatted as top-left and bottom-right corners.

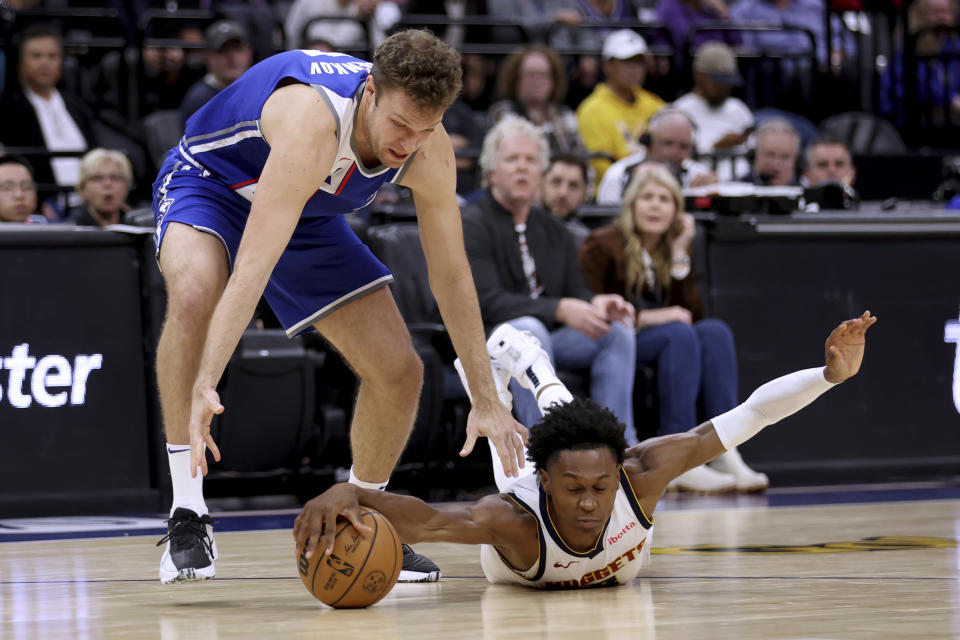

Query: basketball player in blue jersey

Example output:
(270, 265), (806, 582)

(152, 30), (528, 584)
(295, 312), (876, 588)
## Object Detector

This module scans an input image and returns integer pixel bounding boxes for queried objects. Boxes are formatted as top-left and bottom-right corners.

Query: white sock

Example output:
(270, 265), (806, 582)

(522, 354), (573, 407)
(348, 466), (388, 491)
(167, 443), (208, 517)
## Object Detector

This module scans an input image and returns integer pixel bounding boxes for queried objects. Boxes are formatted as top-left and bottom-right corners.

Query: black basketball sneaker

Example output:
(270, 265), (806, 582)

(157, 508), (218, 584)
(398, 544), (441, 582)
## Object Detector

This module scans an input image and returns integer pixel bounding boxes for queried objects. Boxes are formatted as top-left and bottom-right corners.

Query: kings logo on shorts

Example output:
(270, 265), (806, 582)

(0, 343), (103, 409)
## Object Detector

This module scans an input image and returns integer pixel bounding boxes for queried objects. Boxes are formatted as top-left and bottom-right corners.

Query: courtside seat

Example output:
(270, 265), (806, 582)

(365, 223), (454, 466)
(142, 110), (184, 170)
(209, 329), (323, 473)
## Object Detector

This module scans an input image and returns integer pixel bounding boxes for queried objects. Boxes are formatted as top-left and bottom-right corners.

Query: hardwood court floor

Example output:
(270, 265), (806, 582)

(1, 498), (957, 639)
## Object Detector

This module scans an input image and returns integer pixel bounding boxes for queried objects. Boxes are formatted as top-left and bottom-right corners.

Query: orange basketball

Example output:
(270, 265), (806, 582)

(297, 508), (402, 608)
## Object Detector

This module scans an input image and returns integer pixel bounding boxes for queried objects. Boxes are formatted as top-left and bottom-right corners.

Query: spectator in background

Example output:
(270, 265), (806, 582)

(577, 30), (665, 191)
(485, 0), (584, 46)
(443, 98), (487, 197)
(596, 108), (717, 204)
(179, 21), (254, 126)
(673, 42), (754, 181)
(285, 0), (401, 50)
(66, 149), (133, 227)
(800, 135), (859, 210)
(738, 117), (801, 186)
(655, 0), (741, 54)
(0, 156), (45, 224)
(542, 152), (592, 245)
(803, 136), (856, 188)
(565, 53), (602, 110)
(461, 53), (498, 112)
(488, 45), (585, 156)
(92, 27), (204, 123)
(878, 0), (960, 126)
(728, 0), (830, 65)
(462, 115), (638, 440)
(0, 24), (96, 193)
(579, 164), (769, 492)
(550, 0), (646, 51)
(405, 0), (491, 47)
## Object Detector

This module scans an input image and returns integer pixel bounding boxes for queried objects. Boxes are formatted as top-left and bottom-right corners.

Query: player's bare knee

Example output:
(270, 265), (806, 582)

(369, 344), (423, 398)
(165, 281), (218, 335)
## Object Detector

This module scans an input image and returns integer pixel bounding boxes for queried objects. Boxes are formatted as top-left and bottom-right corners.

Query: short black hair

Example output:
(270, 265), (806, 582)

(17, 23), (63, 58)
(547, 152), (589, 184)
(804, 134), (853, 167)
(0, 154), (36, 178)
(527, 397), (628, 471)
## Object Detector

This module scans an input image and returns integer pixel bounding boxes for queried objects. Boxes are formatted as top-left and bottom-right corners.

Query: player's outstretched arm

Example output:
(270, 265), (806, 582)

(187, 84), (338, 476)
(294, 483), (530, 559)
(401, 128), (528, 478)
(627, 312), (877, 506)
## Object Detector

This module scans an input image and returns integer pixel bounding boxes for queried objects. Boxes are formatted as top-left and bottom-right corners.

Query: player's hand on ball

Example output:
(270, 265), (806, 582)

(824, 311), (877, 383)
(188, 384), (223, 477)
(461, 402), (528, 478)
(294, 483), (372, 559)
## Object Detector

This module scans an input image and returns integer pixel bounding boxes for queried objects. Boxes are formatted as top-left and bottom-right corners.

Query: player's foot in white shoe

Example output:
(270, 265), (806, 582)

(486, 325), (572, 407)
(666, 465), (737, 493)
(709, 448), (770, 492)
(157, 507), (217, 584)
(398, 544), (441, 582)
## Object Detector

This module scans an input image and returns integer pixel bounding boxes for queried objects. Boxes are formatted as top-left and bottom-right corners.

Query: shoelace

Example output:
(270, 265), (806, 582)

(156, 513), (215, 558)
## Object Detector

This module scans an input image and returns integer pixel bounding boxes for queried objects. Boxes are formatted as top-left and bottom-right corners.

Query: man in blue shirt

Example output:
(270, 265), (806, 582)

(153, 30), (526, 585)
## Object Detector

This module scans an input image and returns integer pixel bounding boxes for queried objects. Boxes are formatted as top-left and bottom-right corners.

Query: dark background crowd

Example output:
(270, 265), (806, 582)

(2, 0), (960, 225)
(1, 0), (958, 498)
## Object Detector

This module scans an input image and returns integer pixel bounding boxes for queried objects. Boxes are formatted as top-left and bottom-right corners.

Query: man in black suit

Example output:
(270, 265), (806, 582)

(0, 24), (97, 192)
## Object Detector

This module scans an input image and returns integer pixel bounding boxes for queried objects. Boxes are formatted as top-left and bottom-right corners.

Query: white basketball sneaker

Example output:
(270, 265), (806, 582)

(157, 508), (218, 584)
(709, 448), (770, 492)
(486, 325), (572, 408)
(666, 465), (737, 493)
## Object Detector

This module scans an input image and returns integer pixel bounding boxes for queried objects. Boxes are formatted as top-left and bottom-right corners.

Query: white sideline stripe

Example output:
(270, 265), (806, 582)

(0, 516), (166, 534)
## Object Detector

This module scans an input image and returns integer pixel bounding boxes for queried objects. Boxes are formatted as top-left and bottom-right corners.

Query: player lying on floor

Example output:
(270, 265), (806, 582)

(294, 312), (876, 588)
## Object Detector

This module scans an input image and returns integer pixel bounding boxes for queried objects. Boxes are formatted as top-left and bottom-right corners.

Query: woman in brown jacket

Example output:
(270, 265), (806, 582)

(579, 164), (768, 492)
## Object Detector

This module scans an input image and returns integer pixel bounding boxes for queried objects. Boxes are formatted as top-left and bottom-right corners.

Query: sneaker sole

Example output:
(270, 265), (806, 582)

(664, 483), (737, 495)
(397, 569), (441, 583)
(159, 565), (216, 584)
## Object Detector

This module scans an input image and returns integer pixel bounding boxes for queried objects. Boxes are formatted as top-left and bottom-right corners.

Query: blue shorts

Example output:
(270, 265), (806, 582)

(152, 152), (393, 337)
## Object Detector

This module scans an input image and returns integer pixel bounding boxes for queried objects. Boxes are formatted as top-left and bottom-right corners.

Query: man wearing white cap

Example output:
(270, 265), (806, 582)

(576, 29), (665, 190)
(673, 42), (754, 182)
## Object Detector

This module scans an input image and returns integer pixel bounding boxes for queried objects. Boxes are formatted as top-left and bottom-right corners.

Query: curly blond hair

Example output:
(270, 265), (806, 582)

(372, 29), (463, 112)
(615, 164), (684, 298)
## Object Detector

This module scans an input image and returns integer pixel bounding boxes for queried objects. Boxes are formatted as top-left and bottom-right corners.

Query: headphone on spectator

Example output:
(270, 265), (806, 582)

(744, 118), (805, 185)
(638, 108), (699, 157)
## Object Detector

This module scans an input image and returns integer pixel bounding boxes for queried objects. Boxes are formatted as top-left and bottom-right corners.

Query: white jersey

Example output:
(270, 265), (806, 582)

(480, 468), (654, 589)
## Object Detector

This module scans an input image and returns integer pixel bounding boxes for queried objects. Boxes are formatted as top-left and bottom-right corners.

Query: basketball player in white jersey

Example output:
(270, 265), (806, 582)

(295, 311), (876, 588)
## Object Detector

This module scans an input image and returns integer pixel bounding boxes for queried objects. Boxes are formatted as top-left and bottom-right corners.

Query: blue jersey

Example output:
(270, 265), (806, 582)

(174, 50), (415, 217)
